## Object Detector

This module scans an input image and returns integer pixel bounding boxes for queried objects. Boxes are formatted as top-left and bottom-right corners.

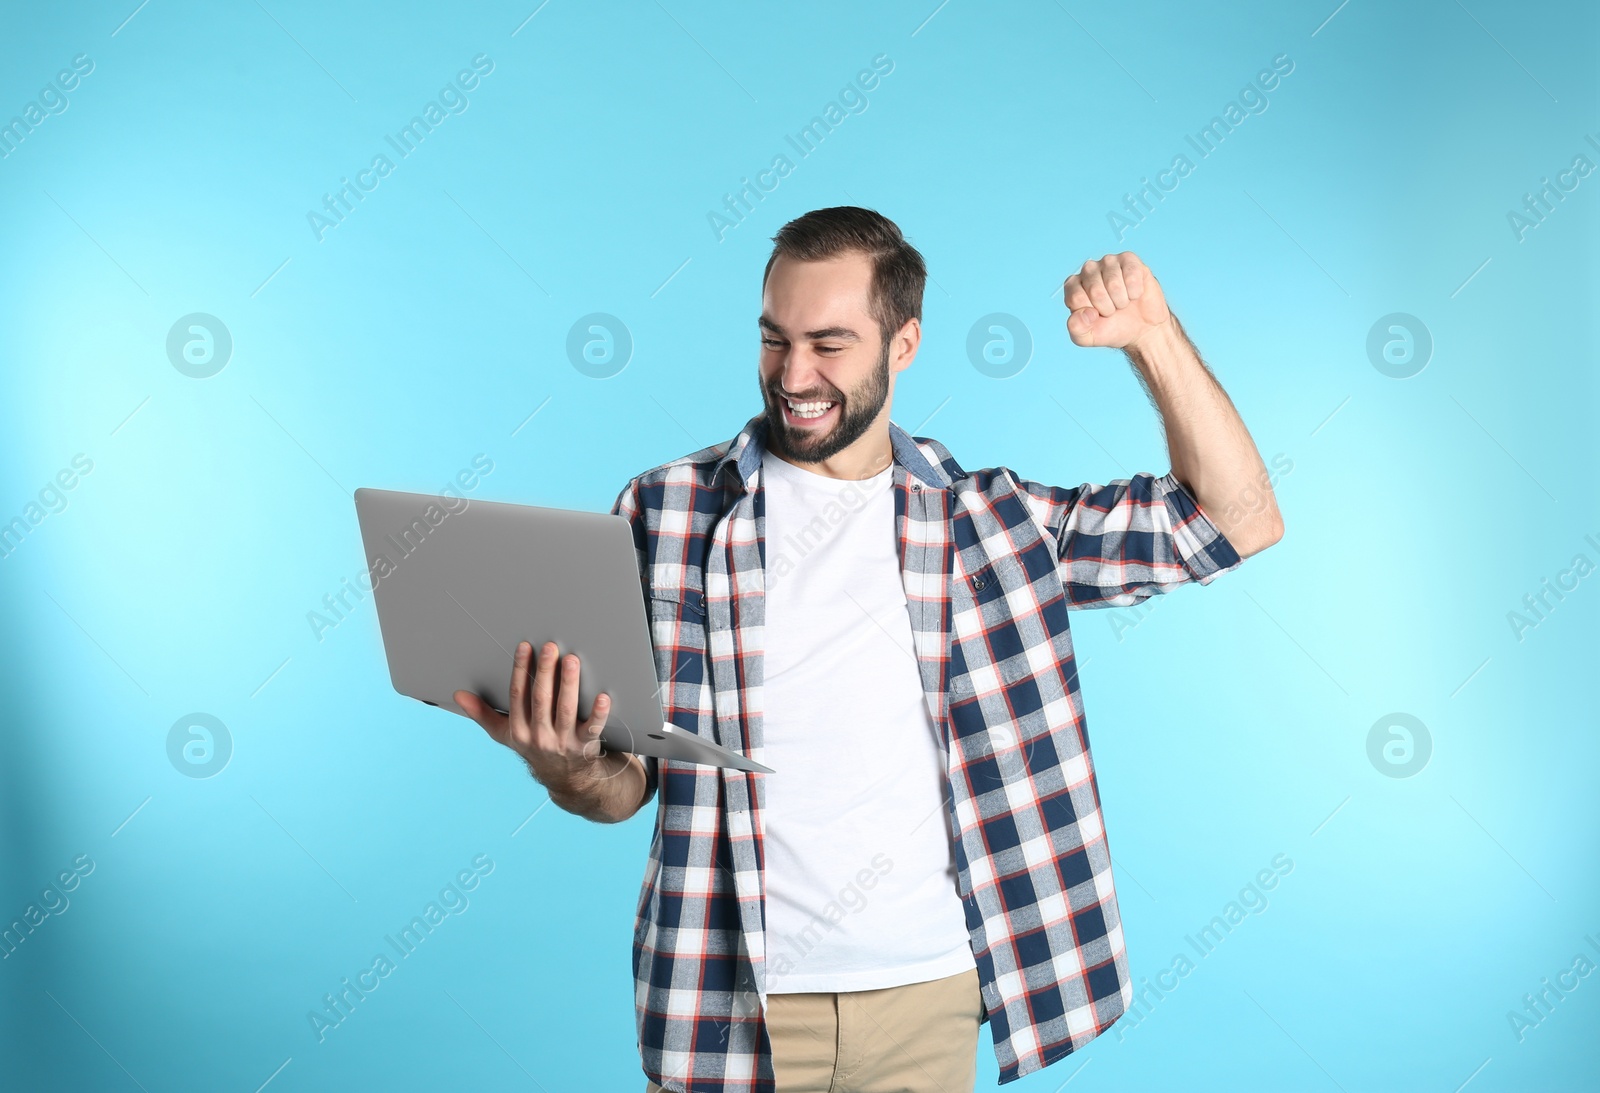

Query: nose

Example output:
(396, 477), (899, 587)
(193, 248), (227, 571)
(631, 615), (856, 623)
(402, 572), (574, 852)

(777, 355), (825, 398)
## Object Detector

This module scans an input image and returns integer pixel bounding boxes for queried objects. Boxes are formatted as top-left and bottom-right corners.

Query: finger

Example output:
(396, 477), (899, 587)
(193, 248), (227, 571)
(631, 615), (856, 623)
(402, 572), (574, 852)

(1062, 272), (1091, 313)
(1119, 252), (1146, 300)
(1100, 254), (1130, 309)
(1080, 260), (1115, 316)
(578, 691), (611, 762)
(507, 641), (534, 749)
(554, 652), (582, 737)
(530, 641), (558, 730)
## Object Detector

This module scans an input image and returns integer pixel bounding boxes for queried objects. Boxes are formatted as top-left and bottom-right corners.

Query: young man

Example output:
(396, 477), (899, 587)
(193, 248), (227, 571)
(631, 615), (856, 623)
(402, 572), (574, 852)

(455, 207), (1283, 1092)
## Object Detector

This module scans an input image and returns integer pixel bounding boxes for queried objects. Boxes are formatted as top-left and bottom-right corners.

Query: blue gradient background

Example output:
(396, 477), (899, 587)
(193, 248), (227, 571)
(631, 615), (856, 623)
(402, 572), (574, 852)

(1, 1), (1596, 1090)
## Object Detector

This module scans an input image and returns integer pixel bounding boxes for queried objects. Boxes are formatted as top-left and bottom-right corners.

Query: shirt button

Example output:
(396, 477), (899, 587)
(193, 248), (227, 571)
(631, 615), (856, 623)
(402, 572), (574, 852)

(973, 577), (987, 591)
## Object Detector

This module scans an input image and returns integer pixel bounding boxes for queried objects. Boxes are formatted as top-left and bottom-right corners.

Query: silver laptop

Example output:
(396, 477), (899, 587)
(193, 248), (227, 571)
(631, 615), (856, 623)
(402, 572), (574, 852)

(353, 487), (772, 774)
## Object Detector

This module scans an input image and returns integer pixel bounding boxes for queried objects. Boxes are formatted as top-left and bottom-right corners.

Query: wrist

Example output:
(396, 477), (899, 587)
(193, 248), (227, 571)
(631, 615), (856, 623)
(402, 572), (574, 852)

(1123, 315), (1188, 382)
(531, 750), (627, 815)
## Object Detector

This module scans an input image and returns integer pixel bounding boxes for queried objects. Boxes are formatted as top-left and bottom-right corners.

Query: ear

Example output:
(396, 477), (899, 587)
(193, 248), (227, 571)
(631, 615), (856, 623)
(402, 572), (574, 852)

(890, 317), (920, 373)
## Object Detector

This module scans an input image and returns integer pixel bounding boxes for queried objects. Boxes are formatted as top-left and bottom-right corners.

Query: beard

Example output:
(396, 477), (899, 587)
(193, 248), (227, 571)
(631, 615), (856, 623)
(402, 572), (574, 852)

(761, 336), (891, 464)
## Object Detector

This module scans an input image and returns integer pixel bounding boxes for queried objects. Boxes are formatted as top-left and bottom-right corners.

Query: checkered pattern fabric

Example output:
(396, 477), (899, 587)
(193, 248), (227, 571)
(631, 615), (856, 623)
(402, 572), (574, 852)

(611, 413), (1242, 1091)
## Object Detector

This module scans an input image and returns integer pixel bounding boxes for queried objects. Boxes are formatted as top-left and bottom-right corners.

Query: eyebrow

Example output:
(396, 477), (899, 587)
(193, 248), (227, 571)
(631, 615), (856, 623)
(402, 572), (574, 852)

(758, 315), (862, 341)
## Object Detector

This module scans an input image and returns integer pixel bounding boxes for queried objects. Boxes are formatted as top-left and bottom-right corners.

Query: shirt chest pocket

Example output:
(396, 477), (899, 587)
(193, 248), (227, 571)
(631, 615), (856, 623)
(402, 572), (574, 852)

(954, 550), (1056, 688)
(646, 586), (710, 717)
(963, 551), (1030, 616)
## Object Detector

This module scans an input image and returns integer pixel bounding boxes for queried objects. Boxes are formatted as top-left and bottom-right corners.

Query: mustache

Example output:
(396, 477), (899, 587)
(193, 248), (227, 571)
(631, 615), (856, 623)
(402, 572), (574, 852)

(767, 380), (843, 403)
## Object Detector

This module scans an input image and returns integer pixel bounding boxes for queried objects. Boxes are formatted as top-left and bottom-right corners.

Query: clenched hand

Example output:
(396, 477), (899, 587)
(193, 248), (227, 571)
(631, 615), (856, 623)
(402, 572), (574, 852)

(1062, 251), (1171, 352)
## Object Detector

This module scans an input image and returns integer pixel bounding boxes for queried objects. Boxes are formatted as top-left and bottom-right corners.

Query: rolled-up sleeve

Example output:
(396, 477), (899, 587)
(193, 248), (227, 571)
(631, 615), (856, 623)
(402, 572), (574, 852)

(1013, 469), (1242, 609)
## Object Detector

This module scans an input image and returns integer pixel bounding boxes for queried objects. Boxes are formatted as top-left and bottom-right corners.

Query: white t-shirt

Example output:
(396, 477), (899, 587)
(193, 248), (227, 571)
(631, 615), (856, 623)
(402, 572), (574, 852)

(758, 448), (976, 994)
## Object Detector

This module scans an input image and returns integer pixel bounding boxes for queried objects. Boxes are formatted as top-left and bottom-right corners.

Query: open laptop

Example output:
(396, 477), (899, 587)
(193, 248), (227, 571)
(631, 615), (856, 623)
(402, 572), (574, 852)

(353, 487), (772, 774)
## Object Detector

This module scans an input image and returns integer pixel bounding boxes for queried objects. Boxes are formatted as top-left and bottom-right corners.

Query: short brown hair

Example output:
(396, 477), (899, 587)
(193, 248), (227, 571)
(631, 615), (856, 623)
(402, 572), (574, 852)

(763, 207), (926, 345)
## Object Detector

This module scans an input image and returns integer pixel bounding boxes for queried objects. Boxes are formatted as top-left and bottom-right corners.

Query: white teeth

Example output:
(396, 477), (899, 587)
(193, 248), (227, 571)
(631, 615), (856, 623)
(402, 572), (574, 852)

(785, 397), (835, 419)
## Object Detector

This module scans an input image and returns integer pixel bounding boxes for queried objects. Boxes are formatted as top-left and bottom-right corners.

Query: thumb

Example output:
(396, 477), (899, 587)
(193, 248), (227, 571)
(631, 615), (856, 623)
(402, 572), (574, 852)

(453, 690), (505, 741)
(1067, 307), (1100, 345)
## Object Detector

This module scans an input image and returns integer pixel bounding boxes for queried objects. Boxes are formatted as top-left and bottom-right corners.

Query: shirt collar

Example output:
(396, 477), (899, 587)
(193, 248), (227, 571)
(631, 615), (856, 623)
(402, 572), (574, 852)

(713, 412), (954, 493)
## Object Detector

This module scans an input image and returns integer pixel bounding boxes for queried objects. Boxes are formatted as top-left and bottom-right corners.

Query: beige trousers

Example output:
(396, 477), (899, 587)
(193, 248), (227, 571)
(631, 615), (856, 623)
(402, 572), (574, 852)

(647, 965), (983, 1093)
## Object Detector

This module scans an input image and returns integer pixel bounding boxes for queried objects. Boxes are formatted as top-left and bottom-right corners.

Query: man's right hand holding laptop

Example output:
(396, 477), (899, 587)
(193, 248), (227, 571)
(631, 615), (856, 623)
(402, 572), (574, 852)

(453, 640), (649, 824)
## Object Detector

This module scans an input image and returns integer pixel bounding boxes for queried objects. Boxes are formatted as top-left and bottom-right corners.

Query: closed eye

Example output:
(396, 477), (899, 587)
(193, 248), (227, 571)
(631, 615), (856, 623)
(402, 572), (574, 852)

(761, 338), (845, 354)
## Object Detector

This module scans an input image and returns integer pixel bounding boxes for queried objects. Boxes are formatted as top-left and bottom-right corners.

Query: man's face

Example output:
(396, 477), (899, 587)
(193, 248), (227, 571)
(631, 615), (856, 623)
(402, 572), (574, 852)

(758, 252), (906, 464)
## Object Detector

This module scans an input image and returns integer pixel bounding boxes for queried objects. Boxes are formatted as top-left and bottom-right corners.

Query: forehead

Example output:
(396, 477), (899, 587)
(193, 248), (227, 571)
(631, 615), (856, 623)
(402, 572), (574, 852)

(761, 252), (874, 330)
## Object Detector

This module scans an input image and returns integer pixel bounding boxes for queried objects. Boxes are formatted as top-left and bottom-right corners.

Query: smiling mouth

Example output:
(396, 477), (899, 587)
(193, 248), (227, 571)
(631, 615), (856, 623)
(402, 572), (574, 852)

(783, 395), (837, 420)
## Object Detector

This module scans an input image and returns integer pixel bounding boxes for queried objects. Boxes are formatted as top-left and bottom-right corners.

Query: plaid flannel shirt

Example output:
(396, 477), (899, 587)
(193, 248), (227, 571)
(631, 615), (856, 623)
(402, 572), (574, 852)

(611, 412), (1242, 1091)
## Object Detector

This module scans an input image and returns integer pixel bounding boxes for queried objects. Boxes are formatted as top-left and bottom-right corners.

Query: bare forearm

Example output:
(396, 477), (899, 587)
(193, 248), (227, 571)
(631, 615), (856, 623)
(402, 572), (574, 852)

(1124, 315), (1283, 556)
(536, 752), (648, 824)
